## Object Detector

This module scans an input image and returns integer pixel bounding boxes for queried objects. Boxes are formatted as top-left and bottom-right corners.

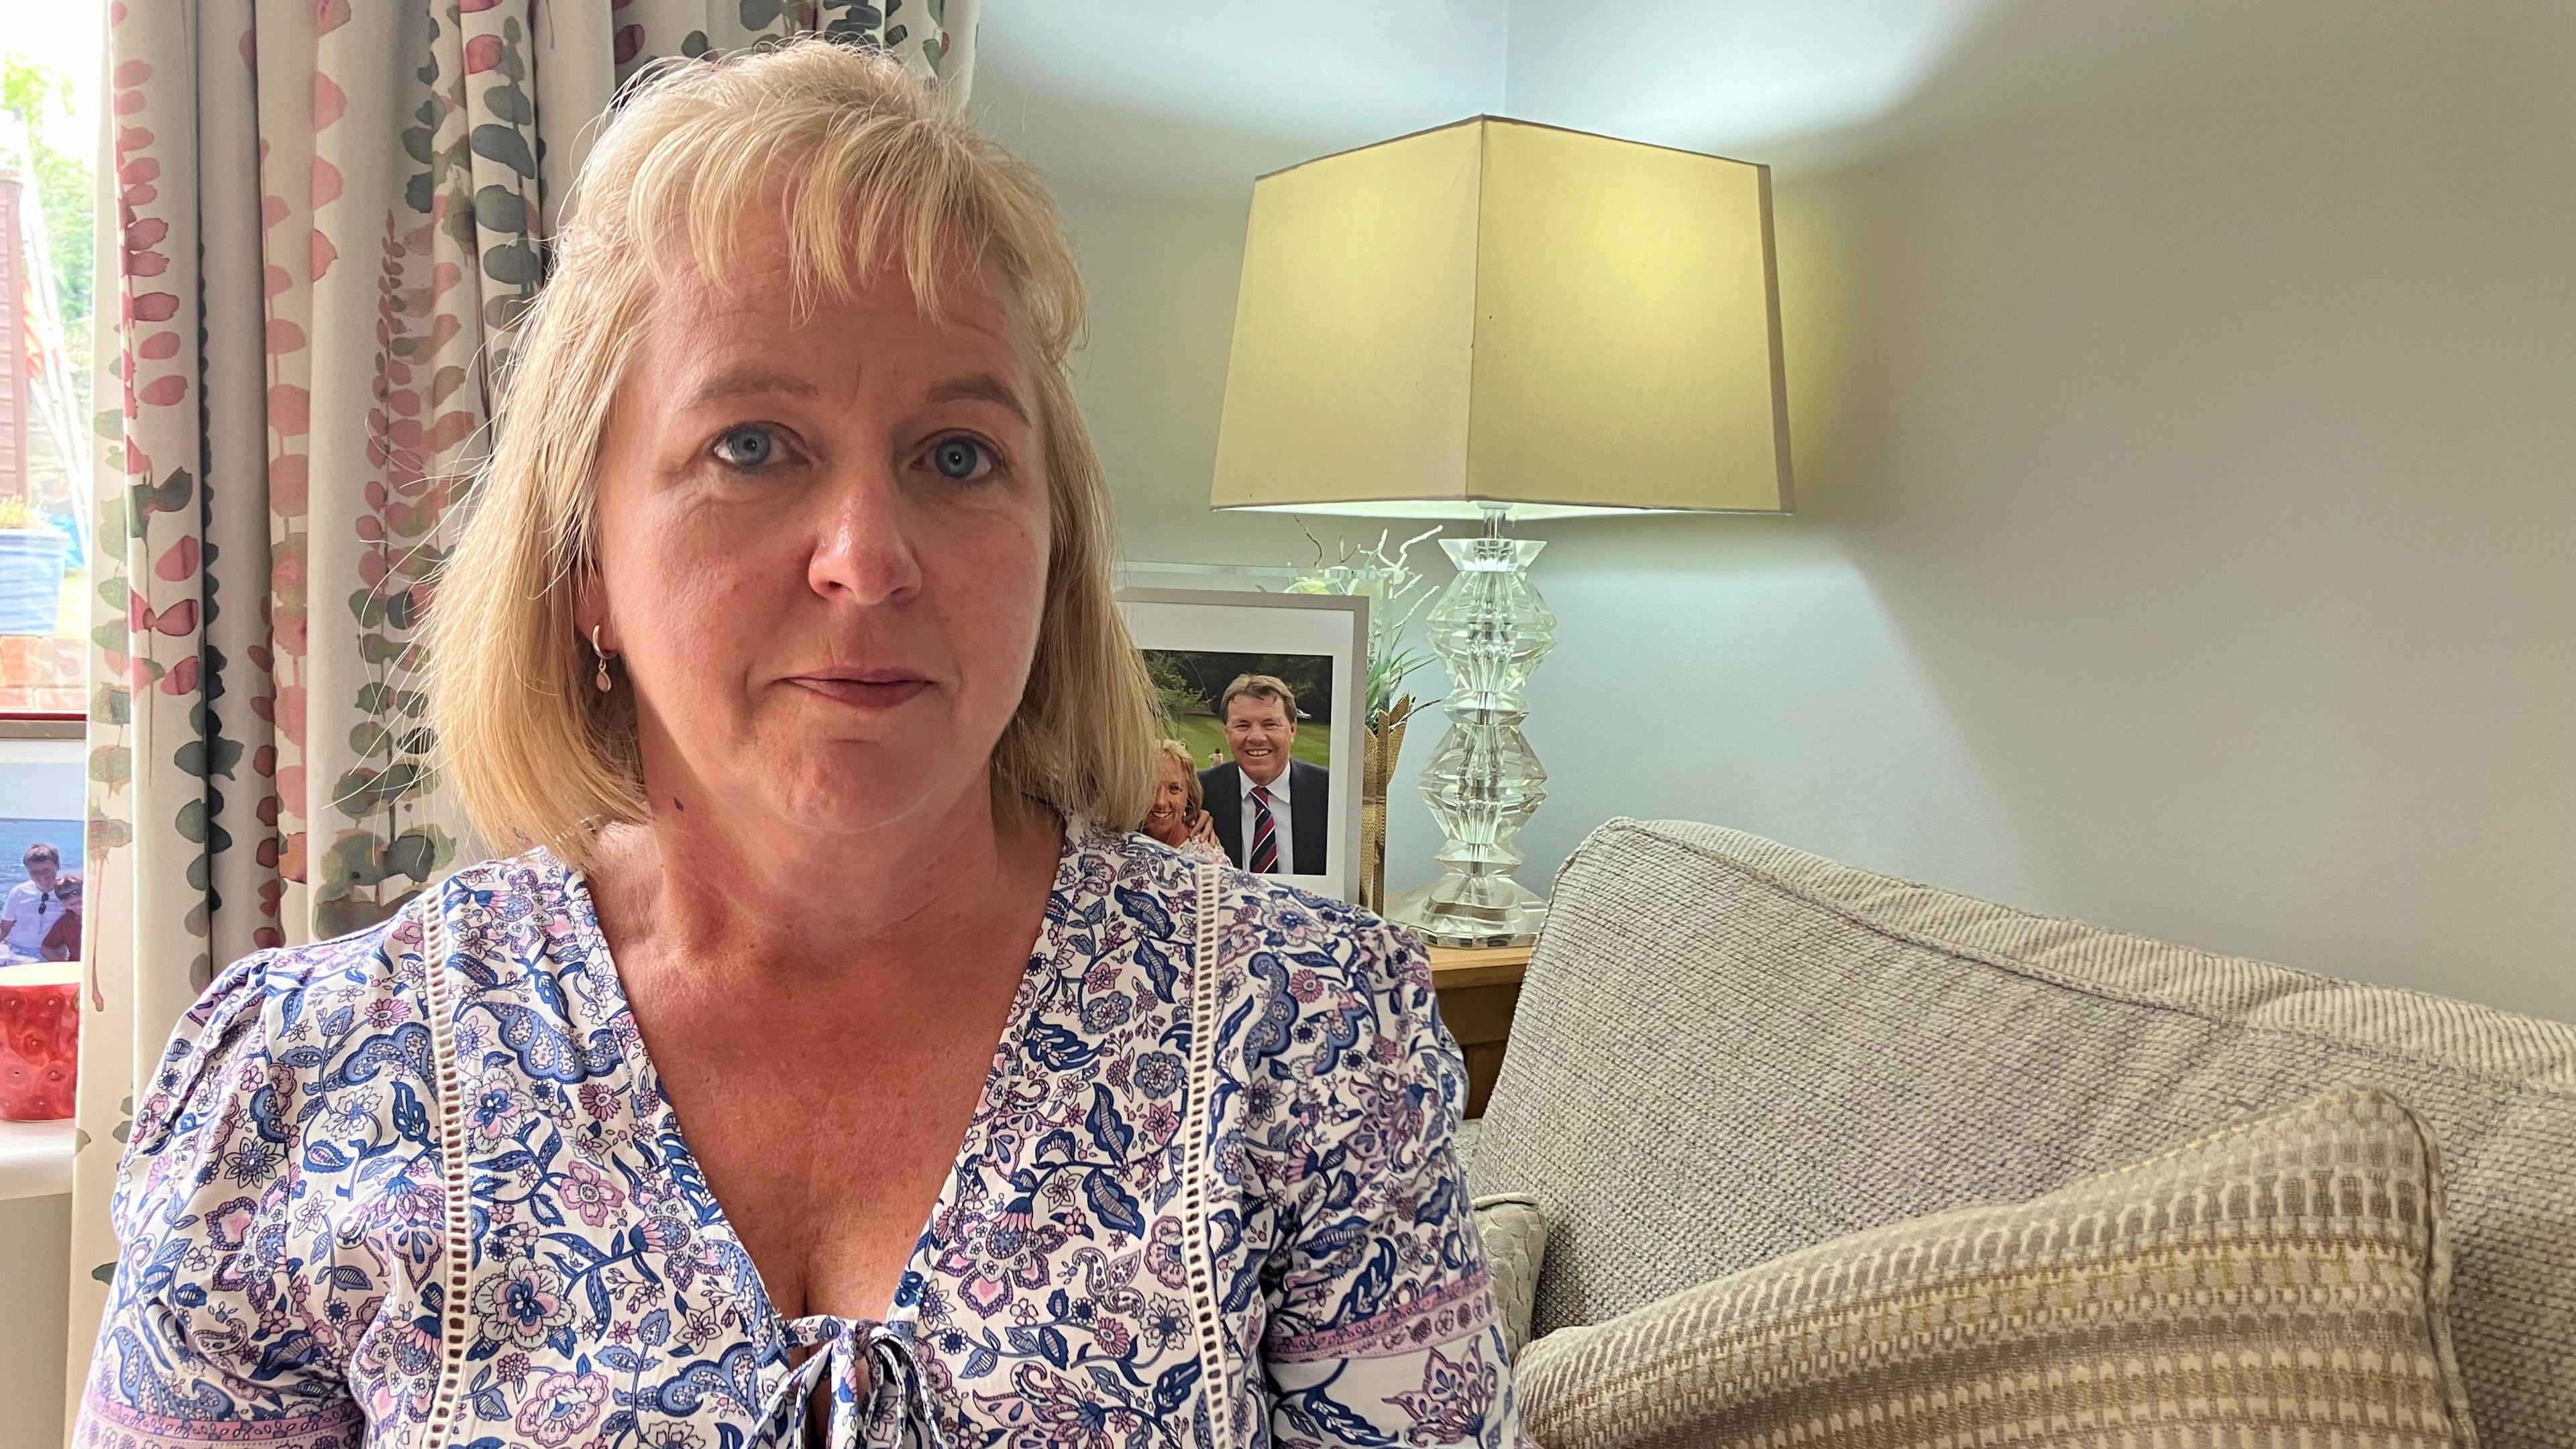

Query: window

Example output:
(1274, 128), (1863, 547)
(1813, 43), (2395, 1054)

(1, 18), (97, 977)
(2, 23), (99, 722)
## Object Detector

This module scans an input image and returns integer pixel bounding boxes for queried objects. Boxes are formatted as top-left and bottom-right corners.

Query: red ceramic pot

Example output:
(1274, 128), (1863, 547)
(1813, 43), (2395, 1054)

(0, 965), (79, 1122)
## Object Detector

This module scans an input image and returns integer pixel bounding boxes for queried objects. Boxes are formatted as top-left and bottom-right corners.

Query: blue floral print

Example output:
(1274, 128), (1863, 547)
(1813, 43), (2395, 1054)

(76, 817), (1520, 1448)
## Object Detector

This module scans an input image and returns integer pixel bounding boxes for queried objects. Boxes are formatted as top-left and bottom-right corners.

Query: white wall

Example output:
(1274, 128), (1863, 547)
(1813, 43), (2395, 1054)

(0, 1192), (72, 1446)
(978, 0), (2576, 1024)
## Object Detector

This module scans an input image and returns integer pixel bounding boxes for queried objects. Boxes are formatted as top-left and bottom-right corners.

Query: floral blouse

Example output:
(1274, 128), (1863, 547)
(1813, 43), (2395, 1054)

(77, 818), (1520, 1449)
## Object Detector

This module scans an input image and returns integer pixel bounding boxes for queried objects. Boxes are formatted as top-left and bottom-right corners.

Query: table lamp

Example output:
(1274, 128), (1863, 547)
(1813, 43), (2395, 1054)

(1211, 115), (1793, 947)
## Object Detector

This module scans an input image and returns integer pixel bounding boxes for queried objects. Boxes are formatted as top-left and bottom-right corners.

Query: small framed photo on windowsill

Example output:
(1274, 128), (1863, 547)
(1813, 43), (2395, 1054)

(1, 728), (87, 973)
(1116, 588), (1366, 904)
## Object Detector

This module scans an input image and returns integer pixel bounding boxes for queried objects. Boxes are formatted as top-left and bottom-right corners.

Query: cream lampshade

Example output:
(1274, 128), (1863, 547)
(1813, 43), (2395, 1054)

(1211, 115), (1792, 945)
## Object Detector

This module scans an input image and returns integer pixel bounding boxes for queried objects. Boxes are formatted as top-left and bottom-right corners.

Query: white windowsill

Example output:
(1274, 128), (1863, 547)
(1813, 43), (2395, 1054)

(0, 1118), (74, 1200)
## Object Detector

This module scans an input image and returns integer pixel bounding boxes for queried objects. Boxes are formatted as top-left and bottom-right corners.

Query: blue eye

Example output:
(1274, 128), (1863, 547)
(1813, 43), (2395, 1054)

(927, 436), (992, 482)
(711, 425), (779, 469)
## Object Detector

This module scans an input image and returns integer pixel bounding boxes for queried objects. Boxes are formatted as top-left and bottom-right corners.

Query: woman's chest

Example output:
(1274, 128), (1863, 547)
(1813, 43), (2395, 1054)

(591, 829), (1056, 1185)
(650, 1046), (996, 1324)
(411, 1026), (1273, 1449)
(630, 967), (1020, 1324)
(384, 884), (1281, 1446)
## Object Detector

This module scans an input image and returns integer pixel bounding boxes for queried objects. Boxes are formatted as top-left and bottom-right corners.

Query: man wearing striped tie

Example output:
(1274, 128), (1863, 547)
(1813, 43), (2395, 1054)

(1197, 674), (1331, 876)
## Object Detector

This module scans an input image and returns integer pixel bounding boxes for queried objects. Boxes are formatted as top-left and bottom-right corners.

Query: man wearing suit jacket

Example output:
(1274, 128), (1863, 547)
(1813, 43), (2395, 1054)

(1197, 674), (1329, 875)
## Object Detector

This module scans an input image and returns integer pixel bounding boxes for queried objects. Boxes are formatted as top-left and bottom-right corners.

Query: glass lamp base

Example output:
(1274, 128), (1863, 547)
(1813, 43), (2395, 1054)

(1384, 508), (1560, 950)
(1384, 863), (1550, 949)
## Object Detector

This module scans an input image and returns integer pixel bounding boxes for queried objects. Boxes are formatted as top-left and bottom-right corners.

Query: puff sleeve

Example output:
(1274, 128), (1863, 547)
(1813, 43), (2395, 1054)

(1260, 918), (1523, 1448)
(75, 952), (369, 1449)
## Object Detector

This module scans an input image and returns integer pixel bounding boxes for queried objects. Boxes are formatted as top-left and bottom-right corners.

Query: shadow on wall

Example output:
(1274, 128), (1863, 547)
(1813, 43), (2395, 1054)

(1497, 0), (2576, 1023)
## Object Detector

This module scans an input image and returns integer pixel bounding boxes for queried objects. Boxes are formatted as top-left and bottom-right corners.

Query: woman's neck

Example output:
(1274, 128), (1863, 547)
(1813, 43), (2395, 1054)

(581, 782), (1063, 984)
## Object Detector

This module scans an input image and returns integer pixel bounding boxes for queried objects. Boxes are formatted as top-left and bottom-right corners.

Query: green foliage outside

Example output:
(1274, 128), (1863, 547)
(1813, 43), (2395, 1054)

(2, 54), (95, 411)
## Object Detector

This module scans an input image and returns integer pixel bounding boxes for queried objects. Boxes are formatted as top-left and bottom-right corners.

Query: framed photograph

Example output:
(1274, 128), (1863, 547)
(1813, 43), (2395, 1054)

(1, 730), (86, 970)
(1116, 588), (1367, 904)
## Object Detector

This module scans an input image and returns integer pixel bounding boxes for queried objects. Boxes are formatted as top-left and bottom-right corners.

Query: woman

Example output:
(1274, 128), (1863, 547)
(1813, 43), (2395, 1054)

(1143, 738), (1225, 862)
(40, 871), (80, 962)
(78, 39), (1515, 1449)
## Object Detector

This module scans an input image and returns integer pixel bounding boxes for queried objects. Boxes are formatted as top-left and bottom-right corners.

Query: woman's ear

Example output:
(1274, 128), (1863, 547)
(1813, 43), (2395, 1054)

(570, 566), (610, 654)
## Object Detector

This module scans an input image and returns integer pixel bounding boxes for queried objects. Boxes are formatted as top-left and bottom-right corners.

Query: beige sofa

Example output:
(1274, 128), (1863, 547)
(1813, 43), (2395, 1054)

(1464, 818), (2576, 1447)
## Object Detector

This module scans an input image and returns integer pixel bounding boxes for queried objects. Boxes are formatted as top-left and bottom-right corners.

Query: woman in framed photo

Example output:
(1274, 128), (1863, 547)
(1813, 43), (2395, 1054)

(1145, 737), (1228, 862)
(40, 872), (80, 963)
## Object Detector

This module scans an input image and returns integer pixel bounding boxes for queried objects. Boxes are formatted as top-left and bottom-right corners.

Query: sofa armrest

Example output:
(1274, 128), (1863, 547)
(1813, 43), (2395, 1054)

(1470, 1192), (1547, 1359)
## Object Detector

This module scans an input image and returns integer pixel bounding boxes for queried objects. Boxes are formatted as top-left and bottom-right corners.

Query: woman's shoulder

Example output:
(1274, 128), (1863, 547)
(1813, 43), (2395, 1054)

(1079, 820), (1432, 1004)
(121, 905), (433, 1231)
(159, 901), (420, 1066)
(196, 849), (568, 1000)
(1076, 824), (1444, 1132)
(138, 850), (576, 1130)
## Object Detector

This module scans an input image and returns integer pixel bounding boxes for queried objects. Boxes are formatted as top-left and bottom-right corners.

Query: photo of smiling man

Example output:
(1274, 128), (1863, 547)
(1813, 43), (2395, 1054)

(1122, 593), (1362, 901)
(1198, 673), (1331, 875)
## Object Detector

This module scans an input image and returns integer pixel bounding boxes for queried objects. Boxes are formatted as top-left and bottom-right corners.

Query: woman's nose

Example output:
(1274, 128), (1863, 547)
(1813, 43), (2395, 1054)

(806, 468), (926, 605)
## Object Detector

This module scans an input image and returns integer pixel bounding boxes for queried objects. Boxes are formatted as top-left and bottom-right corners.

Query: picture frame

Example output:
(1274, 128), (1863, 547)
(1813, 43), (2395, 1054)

(1116, 588), (1368, 904)
(0, 729), (87, 969)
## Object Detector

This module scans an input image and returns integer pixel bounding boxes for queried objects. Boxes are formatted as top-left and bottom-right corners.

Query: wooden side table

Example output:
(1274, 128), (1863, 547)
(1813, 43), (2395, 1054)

(1426, 945), (1531, 1118)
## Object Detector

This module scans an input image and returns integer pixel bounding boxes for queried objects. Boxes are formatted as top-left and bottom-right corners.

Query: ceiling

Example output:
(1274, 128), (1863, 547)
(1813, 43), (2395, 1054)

(971, 0), (2017, 200)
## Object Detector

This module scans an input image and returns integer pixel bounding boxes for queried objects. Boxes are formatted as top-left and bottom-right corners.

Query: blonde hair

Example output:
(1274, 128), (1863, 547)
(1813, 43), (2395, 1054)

(427, 40), (1158, 863)
(1152, 739), (1205, 818)
(1218, 673), (1299, 722)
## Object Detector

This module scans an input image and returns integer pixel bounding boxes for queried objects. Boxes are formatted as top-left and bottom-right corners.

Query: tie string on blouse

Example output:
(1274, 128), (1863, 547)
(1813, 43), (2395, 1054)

(752, 1315), (945, 1449)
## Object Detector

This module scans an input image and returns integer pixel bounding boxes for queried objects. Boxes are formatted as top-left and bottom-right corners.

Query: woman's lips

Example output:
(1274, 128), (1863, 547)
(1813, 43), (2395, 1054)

(788, 676), (930, 710)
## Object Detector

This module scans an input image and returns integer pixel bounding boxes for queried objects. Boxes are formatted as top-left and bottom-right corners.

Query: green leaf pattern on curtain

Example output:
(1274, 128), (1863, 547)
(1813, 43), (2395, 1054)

(65, 0), (979, 1417)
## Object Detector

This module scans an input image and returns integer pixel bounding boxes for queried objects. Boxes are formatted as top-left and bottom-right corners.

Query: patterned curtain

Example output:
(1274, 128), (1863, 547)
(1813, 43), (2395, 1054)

(64, 0), (979, 1420)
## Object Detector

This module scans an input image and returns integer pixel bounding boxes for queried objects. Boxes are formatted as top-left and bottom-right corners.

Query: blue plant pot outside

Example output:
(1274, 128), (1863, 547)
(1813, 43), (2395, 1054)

(0, 529), (71, 636)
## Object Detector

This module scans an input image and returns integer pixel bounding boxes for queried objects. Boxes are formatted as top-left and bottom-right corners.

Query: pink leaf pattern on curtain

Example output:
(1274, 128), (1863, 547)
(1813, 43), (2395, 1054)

(66, 0), (979, 1414)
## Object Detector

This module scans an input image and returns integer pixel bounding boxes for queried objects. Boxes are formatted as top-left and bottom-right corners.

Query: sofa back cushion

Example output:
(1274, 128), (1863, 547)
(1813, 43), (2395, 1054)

(1470, 818), (2576, 1446)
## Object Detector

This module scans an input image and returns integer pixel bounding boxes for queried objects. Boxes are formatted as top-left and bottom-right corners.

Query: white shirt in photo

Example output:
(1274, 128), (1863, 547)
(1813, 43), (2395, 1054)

(1, 880), (59, 961)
